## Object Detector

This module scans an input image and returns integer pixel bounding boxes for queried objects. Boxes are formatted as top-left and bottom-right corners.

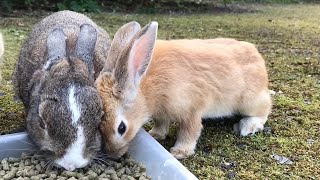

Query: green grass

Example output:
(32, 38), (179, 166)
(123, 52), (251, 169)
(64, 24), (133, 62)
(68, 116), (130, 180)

(0, 4), (319, 179)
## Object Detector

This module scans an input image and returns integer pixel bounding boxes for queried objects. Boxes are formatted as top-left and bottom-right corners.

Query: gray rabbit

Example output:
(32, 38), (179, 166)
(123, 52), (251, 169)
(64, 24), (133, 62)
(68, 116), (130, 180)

(13, 11), (110, 171)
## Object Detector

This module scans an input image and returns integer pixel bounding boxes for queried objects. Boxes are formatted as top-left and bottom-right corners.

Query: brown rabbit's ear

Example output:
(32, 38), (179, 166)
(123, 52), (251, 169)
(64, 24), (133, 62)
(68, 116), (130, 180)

(75, 24), (97, 75)
(103, 21), (141, 72)
(45, 28), (67, 70)
(114, 21), (158, 98)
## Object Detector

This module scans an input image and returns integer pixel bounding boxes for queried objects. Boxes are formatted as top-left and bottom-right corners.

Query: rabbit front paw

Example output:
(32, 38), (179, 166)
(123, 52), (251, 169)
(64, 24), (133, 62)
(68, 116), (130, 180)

(149, 128), (167, 140)
(170, 146), (195, 159)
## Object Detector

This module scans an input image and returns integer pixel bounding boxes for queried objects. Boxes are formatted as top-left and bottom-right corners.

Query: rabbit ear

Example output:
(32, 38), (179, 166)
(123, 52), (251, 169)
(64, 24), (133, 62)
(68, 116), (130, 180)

(75, 24), (97, 75)
(114, 21), (158, 99)
(103, 21), (141, 72)
(45, 28), (67, 70)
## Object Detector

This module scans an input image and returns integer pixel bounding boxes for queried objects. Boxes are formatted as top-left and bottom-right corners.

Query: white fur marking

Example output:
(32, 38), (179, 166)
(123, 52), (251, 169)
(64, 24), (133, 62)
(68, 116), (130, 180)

(68, 86), (81, 125)
(237, 117), (265, 136)
(201, 103), (235, 119)
(43, 61), (51, 70)
(55, 126), (88, 171)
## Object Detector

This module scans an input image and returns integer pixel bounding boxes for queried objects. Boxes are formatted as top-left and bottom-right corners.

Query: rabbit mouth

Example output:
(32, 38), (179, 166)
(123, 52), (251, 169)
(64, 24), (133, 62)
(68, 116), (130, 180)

(54, 156), (90, 171)
(106, 144), (129, 159)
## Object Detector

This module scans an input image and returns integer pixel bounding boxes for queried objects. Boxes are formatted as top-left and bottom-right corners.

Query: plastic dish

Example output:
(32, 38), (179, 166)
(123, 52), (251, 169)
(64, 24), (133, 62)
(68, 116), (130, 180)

(0, 129), (198, 180)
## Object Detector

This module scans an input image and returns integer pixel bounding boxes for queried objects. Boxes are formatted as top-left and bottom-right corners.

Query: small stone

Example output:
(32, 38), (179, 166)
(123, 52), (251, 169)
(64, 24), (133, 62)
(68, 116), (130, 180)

(263, 127), (272, 134)
(220, 162), (237, 170)
(227, 171), (236, 178)
(271, 154), (293, 165)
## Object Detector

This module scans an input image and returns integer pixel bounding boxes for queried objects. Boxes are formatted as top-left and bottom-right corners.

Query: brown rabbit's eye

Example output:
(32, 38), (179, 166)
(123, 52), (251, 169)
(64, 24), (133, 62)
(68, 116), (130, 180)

(118, 121), (126, 136)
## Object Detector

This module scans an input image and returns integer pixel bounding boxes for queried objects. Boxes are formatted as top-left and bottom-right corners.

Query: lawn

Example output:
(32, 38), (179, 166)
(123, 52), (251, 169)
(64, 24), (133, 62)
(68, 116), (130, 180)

(0, 4), (319, 179)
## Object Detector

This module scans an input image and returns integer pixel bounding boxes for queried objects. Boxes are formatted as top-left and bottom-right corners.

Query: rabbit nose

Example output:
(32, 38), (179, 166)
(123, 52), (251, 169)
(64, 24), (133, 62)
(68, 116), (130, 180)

(65, 165), (76, 171)
(54, 163), (75, 171)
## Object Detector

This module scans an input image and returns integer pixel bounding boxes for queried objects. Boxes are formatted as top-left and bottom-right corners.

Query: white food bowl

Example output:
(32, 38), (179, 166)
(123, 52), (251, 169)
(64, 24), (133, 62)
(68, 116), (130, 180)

(0, 129), (198, 180)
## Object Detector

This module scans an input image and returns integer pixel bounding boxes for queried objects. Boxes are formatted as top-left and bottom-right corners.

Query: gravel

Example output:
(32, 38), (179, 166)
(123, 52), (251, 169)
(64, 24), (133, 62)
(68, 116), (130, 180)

(0, 152), (151, 180)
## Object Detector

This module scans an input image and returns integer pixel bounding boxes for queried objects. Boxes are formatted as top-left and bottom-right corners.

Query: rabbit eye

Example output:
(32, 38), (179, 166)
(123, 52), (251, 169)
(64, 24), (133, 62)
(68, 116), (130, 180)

(117, 121), (126, 136)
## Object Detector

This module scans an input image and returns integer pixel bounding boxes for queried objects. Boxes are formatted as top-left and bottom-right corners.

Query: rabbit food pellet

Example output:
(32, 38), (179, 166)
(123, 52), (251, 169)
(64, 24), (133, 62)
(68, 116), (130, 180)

(0, 152), (151, 180)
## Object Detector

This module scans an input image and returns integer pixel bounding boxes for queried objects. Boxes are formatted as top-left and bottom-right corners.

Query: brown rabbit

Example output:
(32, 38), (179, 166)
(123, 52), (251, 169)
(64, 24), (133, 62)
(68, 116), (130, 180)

(96, 21), (272, 159)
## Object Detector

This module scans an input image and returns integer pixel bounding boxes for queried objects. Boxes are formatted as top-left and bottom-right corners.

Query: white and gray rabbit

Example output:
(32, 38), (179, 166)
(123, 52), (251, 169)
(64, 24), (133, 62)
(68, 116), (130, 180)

(13, 11), (110, 171)
(96, 21), (272, 159)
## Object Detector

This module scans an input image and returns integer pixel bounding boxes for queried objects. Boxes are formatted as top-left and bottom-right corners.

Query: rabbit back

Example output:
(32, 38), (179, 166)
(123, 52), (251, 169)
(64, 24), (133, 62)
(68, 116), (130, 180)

(141, 39), (269, 120)
(13, 10), (110, 108)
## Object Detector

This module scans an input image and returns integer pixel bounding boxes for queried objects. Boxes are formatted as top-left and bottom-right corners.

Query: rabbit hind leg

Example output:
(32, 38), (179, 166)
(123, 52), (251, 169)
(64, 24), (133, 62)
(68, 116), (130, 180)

(233, 90), (272, 136)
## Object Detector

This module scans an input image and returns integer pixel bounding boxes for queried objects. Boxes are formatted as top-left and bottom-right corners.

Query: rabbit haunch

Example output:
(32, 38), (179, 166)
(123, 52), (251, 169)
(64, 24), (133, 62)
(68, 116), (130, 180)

(96, 21), (271, 159)
(13, 11), (109, 171)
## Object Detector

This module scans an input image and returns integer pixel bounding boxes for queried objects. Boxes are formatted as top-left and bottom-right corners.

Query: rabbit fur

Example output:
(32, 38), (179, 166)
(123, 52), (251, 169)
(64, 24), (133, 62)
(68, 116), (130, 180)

(13, 11), (110, 170)
(96, 21), (272, 159)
